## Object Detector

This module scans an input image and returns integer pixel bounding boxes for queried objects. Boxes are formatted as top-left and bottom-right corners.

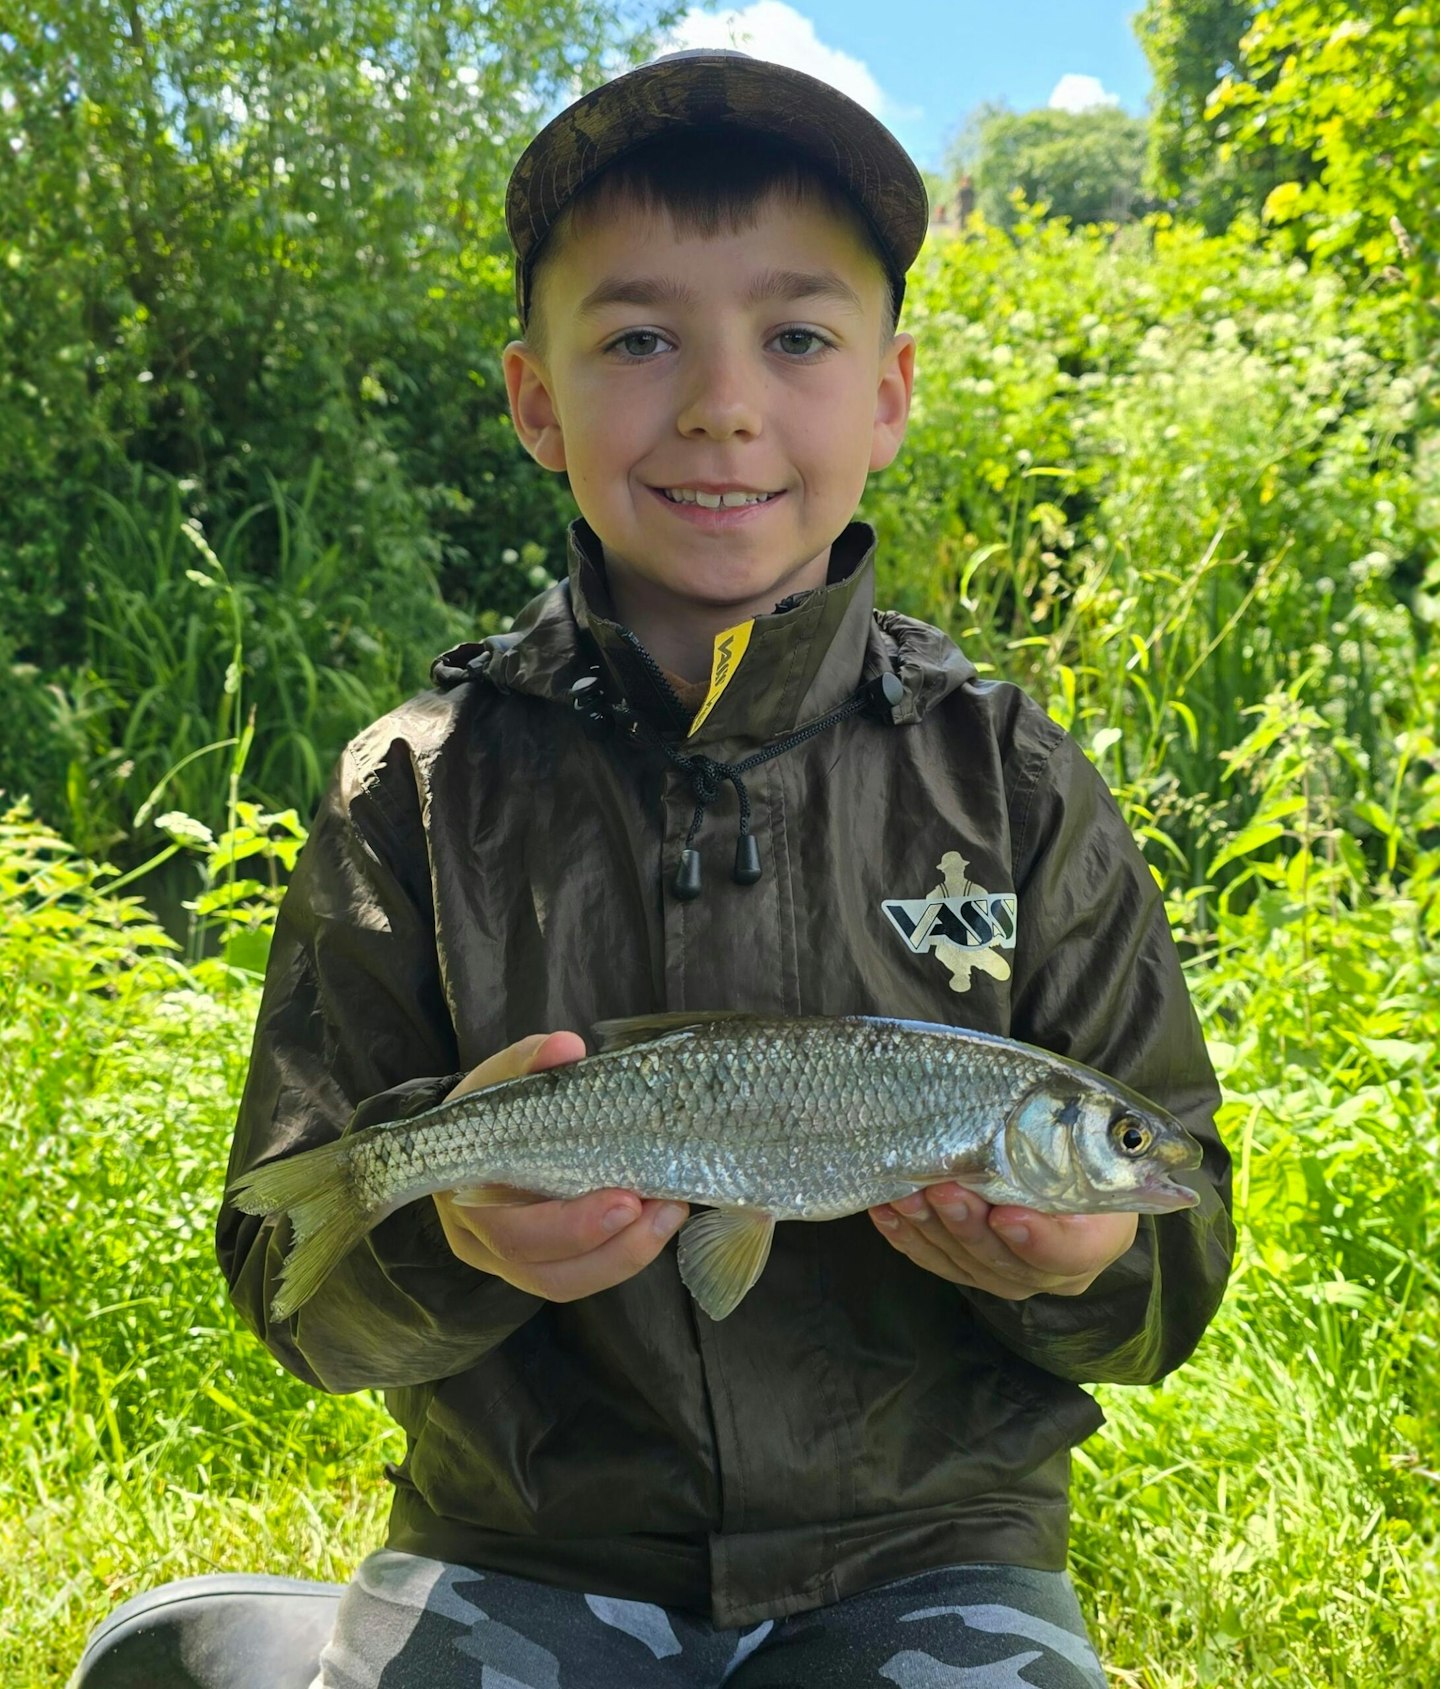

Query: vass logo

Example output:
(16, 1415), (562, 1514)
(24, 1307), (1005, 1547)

(883, 894), (1016, 954)
(713, 631), (738, 687)
(882, 850), (1016, 995)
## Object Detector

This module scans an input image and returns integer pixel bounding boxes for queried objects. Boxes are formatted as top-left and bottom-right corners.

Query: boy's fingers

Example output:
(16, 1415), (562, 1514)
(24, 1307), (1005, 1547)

(523, 1030), (589, 1073)
(916, 1188), (1134, 1287)
(885, 1186), (1025, 1281)
(875, 1191), (1093, 1298)
(447, 1187), (646, 1265)
(985, 1207), (1139, 1280)
(438, 1193), (688, 1300)
(518, 1200), (690, 1302)
(919, 1187), (1041, 1281)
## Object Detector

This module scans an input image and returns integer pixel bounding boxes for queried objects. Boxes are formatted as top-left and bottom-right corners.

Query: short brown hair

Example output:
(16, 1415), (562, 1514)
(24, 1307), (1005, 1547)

(522, 128), (899, 363)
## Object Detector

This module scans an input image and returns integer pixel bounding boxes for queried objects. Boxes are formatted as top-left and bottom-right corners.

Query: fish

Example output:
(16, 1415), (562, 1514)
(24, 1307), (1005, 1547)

(227, 1012), (1204, 1323)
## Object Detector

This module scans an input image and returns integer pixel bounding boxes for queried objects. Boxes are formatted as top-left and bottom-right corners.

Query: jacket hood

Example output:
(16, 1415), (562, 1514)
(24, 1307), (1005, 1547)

(431, 519), (978, 740)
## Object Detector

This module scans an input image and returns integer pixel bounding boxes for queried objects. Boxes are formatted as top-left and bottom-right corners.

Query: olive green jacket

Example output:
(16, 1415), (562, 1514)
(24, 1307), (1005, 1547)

(217, 520), (1233, 1627)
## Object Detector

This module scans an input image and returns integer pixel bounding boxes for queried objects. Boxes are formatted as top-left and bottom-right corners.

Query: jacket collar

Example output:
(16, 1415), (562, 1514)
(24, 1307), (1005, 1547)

(566, 518), (882, 745)
(431, 518), (978, 738)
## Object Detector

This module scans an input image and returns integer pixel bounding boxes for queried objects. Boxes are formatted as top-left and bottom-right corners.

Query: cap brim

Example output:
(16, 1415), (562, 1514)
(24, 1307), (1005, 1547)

(506, 52), (928, 323)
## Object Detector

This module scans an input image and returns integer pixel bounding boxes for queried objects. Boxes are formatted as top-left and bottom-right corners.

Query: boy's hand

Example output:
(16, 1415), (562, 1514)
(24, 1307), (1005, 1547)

(869, 1183), (1138, 1300)
(432, 1032), (688, 1302)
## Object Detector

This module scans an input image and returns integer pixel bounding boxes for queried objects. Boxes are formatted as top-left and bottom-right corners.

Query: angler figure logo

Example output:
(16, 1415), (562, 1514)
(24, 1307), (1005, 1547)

(883, 851), (1016, 994)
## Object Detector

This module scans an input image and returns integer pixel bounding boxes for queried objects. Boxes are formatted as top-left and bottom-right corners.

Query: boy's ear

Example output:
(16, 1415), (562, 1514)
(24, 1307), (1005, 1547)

(869, 332), (916, 473)
(503, 342), (567, 473)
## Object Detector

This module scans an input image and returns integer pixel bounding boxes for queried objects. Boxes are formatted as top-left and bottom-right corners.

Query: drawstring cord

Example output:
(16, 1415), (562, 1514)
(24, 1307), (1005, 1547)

(573, 626), (903, 900)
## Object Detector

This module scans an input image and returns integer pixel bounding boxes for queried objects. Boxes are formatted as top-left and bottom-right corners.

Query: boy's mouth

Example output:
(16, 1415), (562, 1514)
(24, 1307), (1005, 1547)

(657, 487), (781, 509)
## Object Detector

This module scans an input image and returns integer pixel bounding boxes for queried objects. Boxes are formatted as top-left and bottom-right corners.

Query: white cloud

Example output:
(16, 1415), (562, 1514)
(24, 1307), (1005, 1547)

(664, 4), (902, 122)
(1048, 74), (1121, 114)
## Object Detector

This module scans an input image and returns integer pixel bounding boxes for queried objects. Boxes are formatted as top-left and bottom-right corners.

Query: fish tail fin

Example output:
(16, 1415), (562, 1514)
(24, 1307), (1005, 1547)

(227, 1139), (371, 1321)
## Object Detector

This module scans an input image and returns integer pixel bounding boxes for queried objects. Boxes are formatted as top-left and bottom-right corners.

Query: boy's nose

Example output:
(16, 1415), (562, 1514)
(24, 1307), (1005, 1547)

(675, 356), (763, 440)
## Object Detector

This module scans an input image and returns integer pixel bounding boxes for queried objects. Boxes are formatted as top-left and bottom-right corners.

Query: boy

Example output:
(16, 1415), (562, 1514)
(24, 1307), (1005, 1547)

(77, 48), (1232, 1689)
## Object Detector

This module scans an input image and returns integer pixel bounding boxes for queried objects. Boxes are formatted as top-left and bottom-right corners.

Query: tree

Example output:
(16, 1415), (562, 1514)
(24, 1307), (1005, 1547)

(1208, 0), (1439, 318)
(970, 107), (1151, 231)
(0, 0), (681, 838)
(943, 99), (1011, 184)
(1136, 0), (1269, 227)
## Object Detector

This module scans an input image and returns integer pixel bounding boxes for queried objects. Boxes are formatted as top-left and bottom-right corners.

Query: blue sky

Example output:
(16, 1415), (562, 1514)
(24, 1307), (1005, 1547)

(665, 1), (1154, 172)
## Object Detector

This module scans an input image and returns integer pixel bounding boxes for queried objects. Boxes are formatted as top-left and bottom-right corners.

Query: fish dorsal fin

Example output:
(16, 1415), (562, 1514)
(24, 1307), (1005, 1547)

(676, 1208), (776, 1321)
(592, 1010), (765, 1053)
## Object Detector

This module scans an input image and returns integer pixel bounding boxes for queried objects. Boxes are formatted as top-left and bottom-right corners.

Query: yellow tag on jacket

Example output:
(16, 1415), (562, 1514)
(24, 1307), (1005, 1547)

(688, 620), (754, 737)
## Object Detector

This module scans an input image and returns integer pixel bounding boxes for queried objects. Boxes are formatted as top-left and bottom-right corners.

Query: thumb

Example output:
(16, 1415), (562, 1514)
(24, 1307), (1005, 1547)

(522, 1030), (588, 1074)
(447, 1029), (586, 1102)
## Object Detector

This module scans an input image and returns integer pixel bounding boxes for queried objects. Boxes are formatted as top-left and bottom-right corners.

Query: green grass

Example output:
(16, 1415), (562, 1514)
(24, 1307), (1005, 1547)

(0, 809), (402, 1682)
(1071, 865), (1440, 1684)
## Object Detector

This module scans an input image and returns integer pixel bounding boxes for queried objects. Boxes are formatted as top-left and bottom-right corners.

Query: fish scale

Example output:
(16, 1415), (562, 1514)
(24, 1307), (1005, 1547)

(228, 1014), (1203, 1321)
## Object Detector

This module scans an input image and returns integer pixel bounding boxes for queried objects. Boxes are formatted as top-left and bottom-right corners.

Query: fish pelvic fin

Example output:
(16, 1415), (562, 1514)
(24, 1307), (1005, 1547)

(227, 1140), (369, 1322)
(676, 1208), (776, 1322)
(447, 1184), (548, 1207)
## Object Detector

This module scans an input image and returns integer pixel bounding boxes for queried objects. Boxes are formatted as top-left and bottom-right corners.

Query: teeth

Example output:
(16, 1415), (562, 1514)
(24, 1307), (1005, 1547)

(663, 488), (776, 508)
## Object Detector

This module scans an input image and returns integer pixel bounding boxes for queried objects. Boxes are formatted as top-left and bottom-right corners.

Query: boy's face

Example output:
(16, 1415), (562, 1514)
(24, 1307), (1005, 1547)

(503, 191), (914, 636)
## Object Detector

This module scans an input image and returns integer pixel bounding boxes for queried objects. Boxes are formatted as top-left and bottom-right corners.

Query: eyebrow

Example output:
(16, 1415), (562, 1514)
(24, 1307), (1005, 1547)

(576, 267), (866, 317)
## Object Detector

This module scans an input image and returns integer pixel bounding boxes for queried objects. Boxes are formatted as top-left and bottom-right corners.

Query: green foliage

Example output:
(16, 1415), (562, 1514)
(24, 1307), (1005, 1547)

(1073, 691), (1440, 1683)
(67, 468), (451, 857)
(1208, 0), (1440, 323)
(0, 0), (677, 831)
(0, 803), (397, 1685)
(1134, 0), (1294, 231)
(864, 214), (1436, 886)
(968, 106), (1152, 231)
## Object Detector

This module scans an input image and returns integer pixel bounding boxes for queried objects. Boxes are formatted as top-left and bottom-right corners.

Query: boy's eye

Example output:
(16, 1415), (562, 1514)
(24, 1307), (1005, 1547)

(772, 329), (830, 357)
(608, 330), (670, 359)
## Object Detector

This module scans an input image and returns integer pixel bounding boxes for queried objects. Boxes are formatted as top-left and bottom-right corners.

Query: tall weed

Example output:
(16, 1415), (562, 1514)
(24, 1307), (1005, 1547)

(55, 466), (460, 857)
(1072, 688), (1440, 1684)
(0, 804), (397, 1684)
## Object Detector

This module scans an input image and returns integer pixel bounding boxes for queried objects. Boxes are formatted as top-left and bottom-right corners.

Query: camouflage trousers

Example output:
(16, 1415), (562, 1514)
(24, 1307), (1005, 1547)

(312, 1550), (1108, 1689)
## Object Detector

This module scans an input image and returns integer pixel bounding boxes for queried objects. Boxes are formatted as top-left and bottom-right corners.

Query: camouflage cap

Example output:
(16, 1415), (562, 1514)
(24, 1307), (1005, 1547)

(505, 49), (929, 328)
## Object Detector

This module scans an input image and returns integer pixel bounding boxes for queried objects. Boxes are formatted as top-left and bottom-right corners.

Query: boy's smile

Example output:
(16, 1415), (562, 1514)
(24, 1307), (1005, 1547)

(504, 194), (915, 679)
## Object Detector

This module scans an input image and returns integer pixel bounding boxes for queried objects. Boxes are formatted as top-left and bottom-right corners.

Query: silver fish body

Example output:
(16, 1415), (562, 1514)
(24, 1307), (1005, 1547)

(229, 1013), (1203, 1321)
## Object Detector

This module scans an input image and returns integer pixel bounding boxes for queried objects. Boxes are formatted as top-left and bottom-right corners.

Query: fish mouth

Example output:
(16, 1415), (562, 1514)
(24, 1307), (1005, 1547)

(1134, 1173), (1201, 1214)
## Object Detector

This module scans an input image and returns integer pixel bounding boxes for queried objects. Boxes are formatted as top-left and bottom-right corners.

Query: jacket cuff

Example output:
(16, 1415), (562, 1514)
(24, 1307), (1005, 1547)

(347, 1072), (467, 1133)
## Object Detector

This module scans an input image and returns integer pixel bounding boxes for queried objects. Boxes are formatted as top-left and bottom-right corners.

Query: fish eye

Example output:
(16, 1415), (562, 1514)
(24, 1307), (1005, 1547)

(1113, 1117), (1153, 1156)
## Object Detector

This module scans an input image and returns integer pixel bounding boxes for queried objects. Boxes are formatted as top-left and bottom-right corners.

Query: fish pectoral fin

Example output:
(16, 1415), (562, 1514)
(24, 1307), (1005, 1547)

(592, 1009), (765, 1053)
(447, 1183), (548, 1208)
(896, 1148), (994, 1188)
(676, 1209), (776, 1322)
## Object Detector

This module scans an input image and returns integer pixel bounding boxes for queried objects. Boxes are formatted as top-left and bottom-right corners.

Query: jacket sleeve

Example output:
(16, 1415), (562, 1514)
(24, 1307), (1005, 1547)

(216, 732), (543, 1394)
(960, 723), (1235, 1386)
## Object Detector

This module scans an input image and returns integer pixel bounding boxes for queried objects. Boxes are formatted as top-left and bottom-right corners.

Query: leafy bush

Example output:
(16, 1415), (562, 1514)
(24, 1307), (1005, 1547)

(862, 213), (1436, 885)
(0, 0), (672, 833)
(1208, 0), (1440, 325)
